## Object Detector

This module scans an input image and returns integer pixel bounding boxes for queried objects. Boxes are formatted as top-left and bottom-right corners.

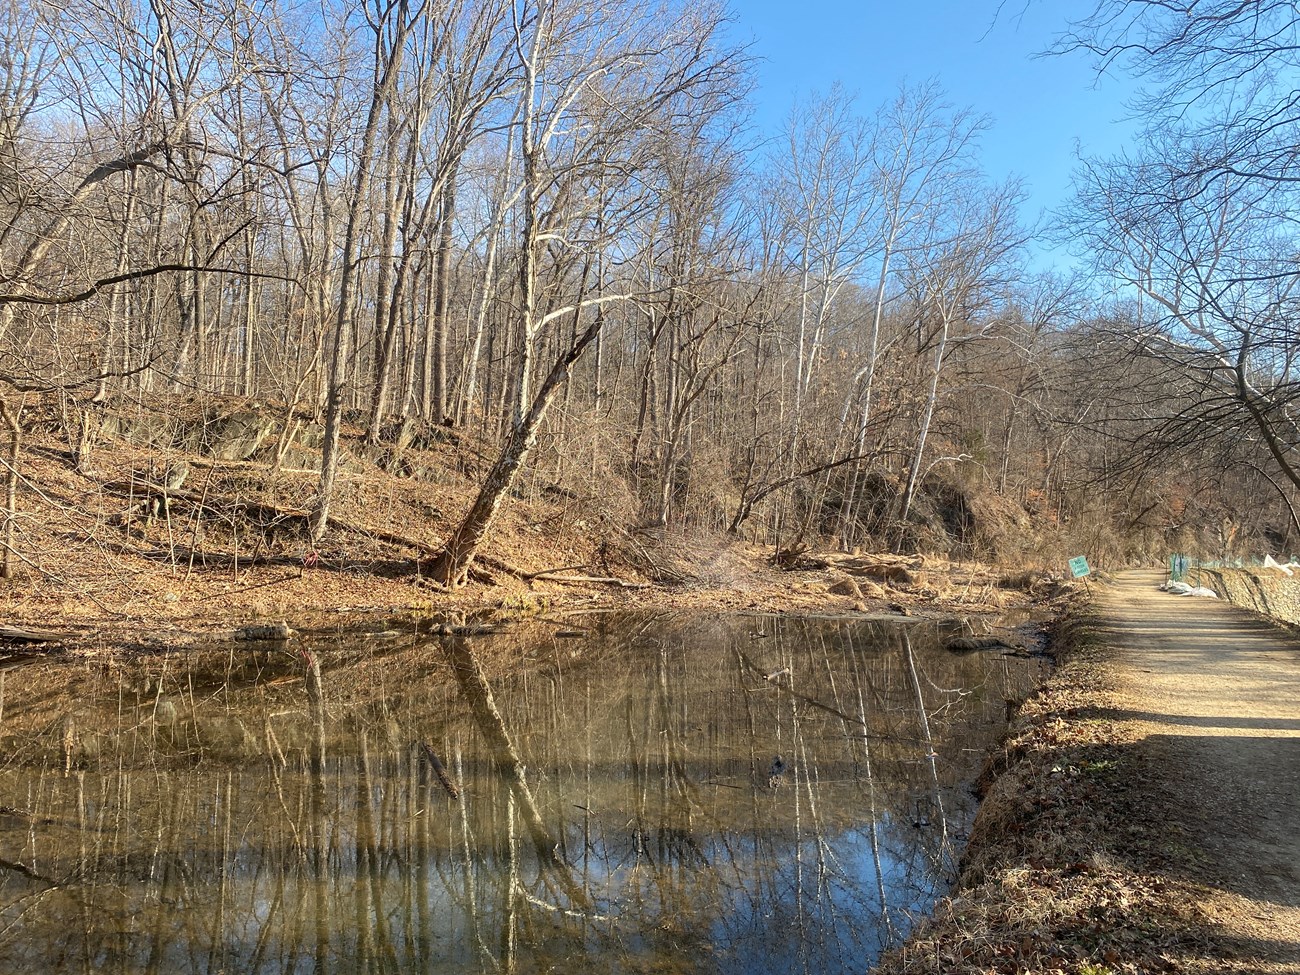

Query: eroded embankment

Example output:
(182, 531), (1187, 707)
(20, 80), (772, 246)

(872, 579), (1299, 975)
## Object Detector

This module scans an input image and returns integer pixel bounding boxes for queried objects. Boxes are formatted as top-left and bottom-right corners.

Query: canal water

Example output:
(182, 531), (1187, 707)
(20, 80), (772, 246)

(0, 611), (1045, 974)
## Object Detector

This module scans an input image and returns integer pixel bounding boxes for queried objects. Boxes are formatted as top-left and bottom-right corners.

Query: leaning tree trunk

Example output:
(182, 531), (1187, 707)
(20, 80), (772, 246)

(445, 635), (590, 907)
(423, 318), (603, 588)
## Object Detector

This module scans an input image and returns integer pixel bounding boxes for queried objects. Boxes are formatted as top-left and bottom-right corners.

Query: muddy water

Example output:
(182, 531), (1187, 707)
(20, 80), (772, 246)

(0, 612), (1045, 974)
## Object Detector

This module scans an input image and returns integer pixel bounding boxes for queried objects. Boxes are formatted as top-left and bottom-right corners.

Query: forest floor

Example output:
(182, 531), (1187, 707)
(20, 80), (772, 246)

(873, 568), (1300, 975)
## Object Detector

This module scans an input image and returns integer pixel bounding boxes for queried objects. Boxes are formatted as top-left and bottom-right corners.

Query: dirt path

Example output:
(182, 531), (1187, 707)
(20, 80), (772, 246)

(1097, 569), (1300, 970)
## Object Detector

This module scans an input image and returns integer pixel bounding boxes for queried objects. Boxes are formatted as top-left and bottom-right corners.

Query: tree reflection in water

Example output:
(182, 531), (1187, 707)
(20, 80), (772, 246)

(0, 612), (1043, 973)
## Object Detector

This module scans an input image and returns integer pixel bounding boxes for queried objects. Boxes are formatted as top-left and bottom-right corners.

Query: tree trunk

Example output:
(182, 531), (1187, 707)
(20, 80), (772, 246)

(0, 397), (21, 579)
(897, 320), (948, 537)
(308, 3), (413, 543)
(429, 167), (459, 425)
(424, 318), (604, 587)
(363, 132), (403, 444)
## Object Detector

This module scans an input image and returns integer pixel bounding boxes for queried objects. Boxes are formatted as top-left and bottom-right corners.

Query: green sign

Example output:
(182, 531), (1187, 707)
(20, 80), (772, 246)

(1068, 555), (1091, 578)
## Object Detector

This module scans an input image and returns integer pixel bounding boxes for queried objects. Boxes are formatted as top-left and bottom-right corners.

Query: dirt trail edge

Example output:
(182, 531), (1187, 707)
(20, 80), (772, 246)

(873, 569), (1300, 975)
(1097, 569), (1300, 952)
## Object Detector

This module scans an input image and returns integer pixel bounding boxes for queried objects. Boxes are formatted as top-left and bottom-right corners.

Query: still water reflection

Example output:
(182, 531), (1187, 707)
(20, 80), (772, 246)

(0, 612), (1044, 974)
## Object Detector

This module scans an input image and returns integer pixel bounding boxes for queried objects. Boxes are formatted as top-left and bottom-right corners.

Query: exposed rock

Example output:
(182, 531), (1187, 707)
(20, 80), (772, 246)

(857, 563), (915, 585)
(201, 410), (277, 461)
(101, 402), (339, 470)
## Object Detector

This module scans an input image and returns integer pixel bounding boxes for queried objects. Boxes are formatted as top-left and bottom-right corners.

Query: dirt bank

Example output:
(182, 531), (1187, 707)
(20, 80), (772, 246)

(0, 542), (1056, 657)
(0, 403), (1066, 653)
(873, 569), (1300, 975)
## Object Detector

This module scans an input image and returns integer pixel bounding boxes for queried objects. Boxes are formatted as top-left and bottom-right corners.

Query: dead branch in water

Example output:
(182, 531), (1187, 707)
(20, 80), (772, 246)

(419, 742), (461, 799)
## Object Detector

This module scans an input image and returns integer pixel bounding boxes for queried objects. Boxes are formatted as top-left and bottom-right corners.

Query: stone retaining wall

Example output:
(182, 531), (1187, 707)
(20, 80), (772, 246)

(1195, 566), (1300, 625)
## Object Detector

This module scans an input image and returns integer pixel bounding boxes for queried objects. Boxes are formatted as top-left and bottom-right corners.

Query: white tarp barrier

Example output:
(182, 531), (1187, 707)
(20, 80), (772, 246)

(1159, 580), (1218, 597)
(1264, 554), (1295, 576)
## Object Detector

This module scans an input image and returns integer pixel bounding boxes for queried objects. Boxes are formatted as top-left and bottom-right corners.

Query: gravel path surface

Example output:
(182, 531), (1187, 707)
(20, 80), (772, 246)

(1098, 569), (1300, 971)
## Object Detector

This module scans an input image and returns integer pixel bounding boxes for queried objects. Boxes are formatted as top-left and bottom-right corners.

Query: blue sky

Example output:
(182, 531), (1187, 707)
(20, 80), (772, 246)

(728, 0), (1141, 268)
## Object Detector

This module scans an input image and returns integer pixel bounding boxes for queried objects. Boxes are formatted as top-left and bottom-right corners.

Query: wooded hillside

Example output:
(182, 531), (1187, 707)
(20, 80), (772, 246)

(3, 0), (1298, 589)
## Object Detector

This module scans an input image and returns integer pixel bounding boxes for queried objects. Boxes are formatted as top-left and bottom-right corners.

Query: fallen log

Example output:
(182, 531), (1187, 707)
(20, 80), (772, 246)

(234, 622), (295, 642)
(529, 572), (647, 589)
(823, 555), (918, 585)
(103, 478), (309, 524)
(432, 622), (502, 637)
(103, 478), (446, 557)
(0, 625), (72, 644)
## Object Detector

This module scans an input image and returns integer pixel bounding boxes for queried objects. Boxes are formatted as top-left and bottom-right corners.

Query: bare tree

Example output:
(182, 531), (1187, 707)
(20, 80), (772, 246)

(1060, 0), (1300, 188)
(894, 178), (1026, 533)
(310, 0), (425, 543)
(777, 86), (877, 445)
(1068, 127), (1300, 494)
(365, 0), (517, 438)
(834, 87), (991, 540)
(423, 0), (746, 586)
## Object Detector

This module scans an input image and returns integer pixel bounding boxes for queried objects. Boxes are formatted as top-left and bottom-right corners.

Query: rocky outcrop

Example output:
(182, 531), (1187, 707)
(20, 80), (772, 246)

(98, 402), (353, 473)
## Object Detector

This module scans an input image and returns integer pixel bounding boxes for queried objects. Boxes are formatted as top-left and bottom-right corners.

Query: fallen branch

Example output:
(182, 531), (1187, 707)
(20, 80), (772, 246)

(103, 477), (309, 525)
(419, 743), (461, 800)
(736, 650), (865, 727)
(945, 636), (1015, 654)
(0, 625), (73, 644)
(528, 572), (647, 589)
(0, 857), (59, 887)
(523, 563), (589, 579)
